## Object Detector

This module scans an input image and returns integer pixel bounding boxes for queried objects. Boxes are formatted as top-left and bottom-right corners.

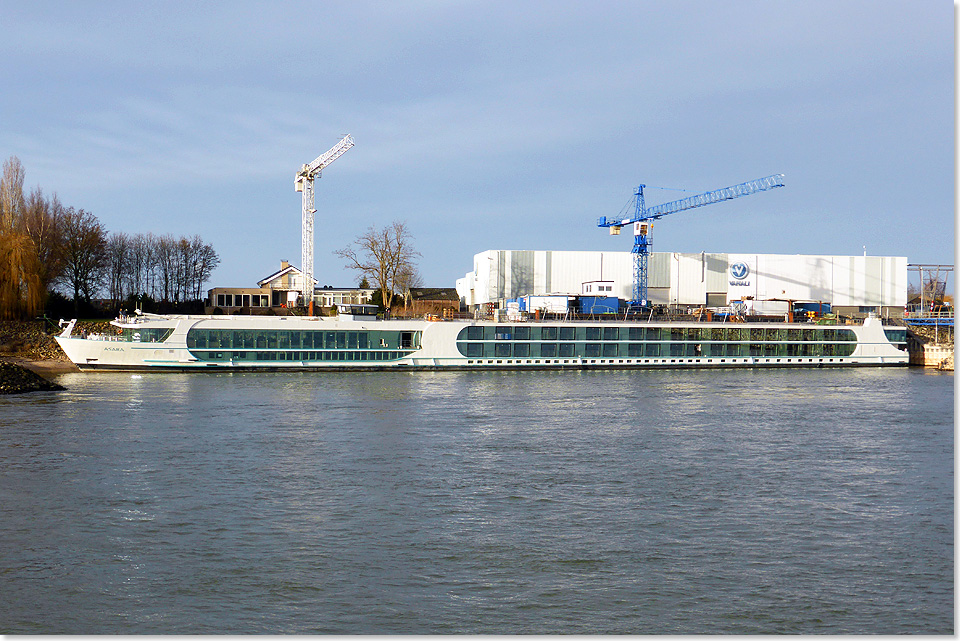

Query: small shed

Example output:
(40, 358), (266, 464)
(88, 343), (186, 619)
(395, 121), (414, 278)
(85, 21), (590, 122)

(404, 287), (462, 317)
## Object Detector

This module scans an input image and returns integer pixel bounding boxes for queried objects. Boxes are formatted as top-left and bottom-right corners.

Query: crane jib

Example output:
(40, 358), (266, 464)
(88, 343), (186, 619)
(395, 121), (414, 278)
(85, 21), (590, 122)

(598, 173), (785, 306)
(646, 174), (784, 218)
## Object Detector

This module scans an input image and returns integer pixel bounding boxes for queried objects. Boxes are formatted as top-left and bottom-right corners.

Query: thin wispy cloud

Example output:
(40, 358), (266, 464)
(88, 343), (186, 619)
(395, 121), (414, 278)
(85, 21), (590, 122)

(0, 0), (951, 288)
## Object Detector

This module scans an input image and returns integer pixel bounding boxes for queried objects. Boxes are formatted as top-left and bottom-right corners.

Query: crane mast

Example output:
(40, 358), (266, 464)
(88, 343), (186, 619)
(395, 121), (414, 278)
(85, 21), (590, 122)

(598, 173), (784, 307)
(295, 134), (355, 307)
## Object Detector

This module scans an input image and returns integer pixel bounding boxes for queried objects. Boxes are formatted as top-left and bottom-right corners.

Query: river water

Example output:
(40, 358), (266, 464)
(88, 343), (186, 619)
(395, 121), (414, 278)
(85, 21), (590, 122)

(0, 367), (953, 634)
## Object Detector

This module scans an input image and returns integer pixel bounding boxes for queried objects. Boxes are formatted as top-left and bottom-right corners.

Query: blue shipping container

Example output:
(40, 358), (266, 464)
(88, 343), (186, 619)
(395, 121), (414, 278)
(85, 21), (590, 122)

(580, 296), (620, 314)
(793, 302), (831, 313)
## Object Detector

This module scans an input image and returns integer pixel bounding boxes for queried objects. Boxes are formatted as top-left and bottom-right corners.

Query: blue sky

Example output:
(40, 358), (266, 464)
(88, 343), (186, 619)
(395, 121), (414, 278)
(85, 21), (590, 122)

(1, 0), (953, 291)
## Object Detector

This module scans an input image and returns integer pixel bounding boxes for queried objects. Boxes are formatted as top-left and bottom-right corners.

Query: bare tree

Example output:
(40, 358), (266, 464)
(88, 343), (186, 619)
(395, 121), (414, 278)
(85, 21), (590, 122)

(0, 156), (25, 231)
(23, 188), (65, 293)
(60, 207), (107, 315)
(105, 232), (130, 309)
(124, 232), (154, 304)
(335, 221), (420, 312)
(155, 234), (177, 302)
(395, 264), (423, 313)
(116, 233), (218, 307)
(190, 236), (220, 301)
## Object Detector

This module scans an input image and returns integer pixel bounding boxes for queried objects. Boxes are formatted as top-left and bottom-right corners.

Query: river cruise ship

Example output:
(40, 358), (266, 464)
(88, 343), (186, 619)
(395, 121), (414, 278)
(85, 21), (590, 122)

(55, 305), (909, 371)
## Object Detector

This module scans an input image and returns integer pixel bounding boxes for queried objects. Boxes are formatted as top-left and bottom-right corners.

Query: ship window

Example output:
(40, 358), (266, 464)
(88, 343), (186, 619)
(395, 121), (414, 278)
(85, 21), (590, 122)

(513, 326), (530, 341)
(603, 344), (618, 357)
(541, 327), (558, 340)
(540, 344), (557, 358)
(646, 327), (661, 340)
(559, 343), (575, 357)
(495, 343), (511, 357)
(585, 327), (601, 340)
(514, 343), (530, 357)
(837, 343), (855, 357)
(559, 327), (576, 341)
(645, 344), (660, 357)
(467, 326), (484, 340)
(585, 343), (600, 357)
(603, 327), (619, 341)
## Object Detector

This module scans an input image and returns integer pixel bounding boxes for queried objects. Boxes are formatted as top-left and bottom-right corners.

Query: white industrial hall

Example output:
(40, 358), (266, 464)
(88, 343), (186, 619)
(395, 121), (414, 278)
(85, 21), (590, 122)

(456, 250), (907, 317)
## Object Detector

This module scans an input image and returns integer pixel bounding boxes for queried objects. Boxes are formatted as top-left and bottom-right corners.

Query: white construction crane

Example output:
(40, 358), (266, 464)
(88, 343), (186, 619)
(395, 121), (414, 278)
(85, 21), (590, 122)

(295, 134), (355, 307)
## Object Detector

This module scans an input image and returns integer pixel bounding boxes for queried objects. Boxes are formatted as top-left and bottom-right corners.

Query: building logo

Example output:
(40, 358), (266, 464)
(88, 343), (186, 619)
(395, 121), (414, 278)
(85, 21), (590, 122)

(730, 262), (750, 280)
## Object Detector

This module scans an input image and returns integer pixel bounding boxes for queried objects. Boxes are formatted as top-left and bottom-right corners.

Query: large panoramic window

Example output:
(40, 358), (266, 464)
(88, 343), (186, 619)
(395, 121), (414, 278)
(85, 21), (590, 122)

(454, 325), (859, 360)
(187, 328), (419, 361)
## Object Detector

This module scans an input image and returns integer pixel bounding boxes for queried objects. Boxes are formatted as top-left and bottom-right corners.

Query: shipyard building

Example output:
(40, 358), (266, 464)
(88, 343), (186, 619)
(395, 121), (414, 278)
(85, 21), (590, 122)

(456, 250), (907, 318)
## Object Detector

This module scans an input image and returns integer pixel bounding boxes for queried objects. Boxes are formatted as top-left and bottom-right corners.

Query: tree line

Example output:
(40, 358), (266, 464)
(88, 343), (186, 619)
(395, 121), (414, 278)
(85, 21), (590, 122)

(0, 156), (219, 319)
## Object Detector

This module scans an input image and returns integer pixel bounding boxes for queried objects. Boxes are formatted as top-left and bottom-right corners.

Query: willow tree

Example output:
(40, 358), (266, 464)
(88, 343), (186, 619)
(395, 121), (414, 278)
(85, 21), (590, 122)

(335, 220), (420, 312)
(0, 231), (42, 319)
(0, 156), (44, 319)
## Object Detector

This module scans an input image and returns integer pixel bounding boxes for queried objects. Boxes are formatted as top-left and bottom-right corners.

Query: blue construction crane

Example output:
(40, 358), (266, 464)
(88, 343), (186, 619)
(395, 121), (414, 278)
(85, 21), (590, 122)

(597, 173), (785, 307)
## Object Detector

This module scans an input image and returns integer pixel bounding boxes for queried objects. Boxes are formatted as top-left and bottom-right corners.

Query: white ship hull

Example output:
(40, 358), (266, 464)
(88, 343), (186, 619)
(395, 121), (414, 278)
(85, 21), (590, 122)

(55, 310), (909, 371)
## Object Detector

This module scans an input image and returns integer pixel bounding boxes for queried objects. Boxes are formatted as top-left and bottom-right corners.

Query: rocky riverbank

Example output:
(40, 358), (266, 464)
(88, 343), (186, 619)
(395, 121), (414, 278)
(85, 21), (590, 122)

(905, 325), (954, 370)
(0, 361), (66, 394)
(0, 319), (115, 393)
(0, 319), (113, 362)
(908, 324), (954, 347)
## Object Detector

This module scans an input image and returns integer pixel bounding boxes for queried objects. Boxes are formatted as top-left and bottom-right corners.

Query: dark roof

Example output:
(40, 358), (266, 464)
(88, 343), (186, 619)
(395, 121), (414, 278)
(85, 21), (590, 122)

(409, 287), (460, 301)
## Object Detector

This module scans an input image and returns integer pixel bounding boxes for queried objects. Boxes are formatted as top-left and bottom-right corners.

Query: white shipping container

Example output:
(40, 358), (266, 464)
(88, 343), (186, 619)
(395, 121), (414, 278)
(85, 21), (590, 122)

(526, 295), (571, 313)
(736, 299), (790, 315)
